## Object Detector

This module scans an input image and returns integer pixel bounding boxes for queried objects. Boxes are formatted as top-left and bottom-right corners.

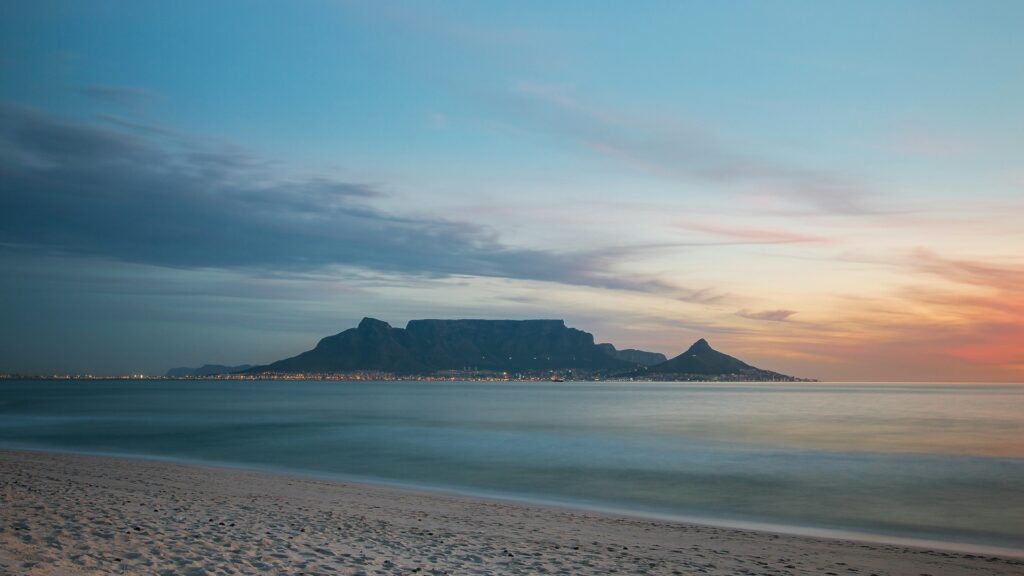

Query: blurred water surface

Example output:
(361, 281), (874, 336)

(1, 380), (1021, 551)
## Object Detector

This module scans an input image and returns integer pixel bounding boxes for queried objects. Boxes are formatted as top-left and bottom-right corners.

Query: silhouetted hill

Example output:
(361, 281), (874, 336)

(596, 343), (666, 366)
(640, 339), (800, 381)
(165, 364), (253, 377)
(253, 318), (637, 374)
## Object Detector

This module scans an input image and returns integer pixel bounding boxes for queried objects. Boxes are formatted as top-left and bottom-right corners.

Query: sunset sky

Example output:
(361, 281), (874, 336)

(2, 1), (1023, 380)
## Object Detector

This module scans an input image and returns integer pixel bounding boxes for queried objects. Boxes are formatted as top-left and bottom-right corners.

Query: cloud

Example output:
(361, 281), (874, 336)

(803, 249), (1024, 376)
(506, 83), (873, 214)
(707, 247), (1024, 381)
(79, 85), (155, 108)
(909, 248), (1024, 289)
(96, 113), (176, 137)
(903, 250), (1024, 366)
(676, 287), (729, 305)
(679, 222), (833, 245)
(0, 104), (677, 294)
(737, 309), (798, 322)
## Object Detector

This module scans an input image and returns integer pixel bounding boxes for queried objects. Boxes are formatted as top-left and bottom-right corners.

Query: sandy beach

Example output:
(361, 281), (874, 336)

(1, 449), (1021, 576)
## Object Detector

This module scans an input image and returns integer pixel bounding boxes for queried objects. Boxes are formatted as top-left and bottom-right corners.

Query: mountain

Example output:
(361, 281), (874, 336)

(165, 364), (253, 377)
(639, 339), (800, 381)
(596, 343), (666, 366)
(244, 319), (808, 380)
(252, 318), (637, 374)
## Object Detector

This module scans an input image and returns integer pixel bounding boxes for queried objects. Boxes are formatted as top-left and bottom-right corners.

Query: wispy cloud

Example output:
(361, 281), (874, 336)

(79, 85), (155, 108)
(506, 83), (873, 214)
(676, 288), (729, 306)
(737, 309), (798, 322)
(0, 104), (683, 295)
(96, 113), (177, 137)
(909, 248), (1024, 288)
(784, 249), (1024, 378)
(679, 222), (834, 245)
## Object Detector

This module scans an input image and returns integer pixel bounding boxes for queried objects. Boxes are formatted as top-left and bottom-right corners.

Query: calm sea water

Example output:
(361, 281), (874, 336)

(1, 380), (1022, 553)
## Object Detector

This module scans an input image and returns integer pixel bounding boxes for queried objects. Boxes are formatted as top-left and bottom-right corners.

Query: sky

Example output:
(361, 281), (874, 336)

(1, 1), (1023, 381)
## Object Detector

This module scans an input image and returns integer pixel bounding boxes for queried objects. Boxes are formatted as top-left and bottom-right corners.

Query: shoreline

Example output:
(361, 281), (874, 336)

(2, 375), (820, 382)
(4, 375), (1019, 383)
(3, 449), (1022, 575)
(3, 445), (1023, 561)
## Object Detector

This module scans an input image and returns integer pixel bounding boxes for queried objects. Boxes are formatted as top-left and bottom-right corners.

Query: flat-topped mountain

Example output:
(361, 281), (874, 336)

(252, 318), (643, 374)
(639, 339), (800, 381)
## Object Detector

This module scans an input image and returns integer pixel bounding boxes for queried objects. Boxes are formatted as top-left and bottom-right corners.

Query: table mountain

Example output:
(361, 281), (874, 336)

(251, 318), (643, 374)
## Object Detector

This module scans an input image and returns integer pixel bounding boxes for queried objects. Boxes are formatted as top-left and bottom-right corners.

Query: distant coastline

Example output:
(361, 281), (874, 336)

(0, 372), (816, 382)
(2, 317), (816, 382)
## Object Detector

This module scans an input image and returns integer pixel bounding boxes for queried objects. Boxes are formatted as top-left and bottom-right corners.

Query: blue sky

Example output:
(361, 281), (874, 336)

(2, 1), (1023, 379)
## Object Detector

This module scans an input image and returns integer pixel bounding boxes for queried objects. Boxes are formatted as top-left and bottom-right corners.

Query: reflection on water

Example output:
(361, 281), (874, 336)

(1, 380), (1022, 550)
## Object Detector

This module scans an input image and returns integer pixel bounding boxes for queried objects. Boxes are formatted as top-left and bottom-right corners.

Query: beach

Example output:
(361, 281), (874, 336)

(2, 450), (1021, 576)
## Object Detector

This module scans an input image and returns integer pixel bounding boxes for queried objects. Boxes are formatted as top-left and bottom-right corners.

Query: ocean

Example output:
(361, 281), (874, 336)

(1, 379), (1021, 554)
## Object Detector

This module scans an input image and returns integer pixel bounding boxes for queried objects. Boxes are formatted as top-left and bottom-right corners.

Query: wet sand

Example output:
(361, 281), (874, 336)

(1, 449), (1021, 575)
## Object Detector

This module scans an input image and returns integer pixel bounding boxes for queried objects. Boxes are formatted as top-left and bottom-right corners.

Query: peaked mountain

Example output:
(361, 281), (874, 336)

(641, 339), (799, 380)
(252, 318), (639, 374)
(596, 343), (666, 366)
(165, 364), (253, 377)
